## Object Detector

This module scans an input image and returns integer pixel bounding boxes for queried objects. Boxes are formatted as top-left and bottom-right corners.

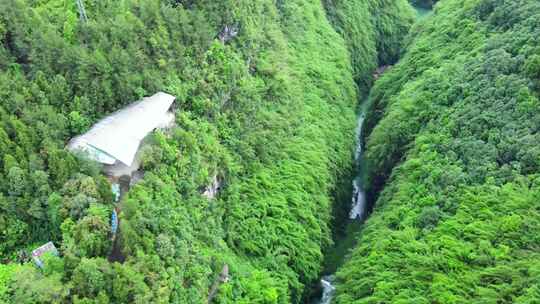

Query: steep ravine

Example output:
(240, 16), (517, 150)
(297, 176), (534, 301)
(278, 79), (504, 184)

(310, 5), (432, 303)
(309, 90), (374, 304)
(330, 0), (540, 303)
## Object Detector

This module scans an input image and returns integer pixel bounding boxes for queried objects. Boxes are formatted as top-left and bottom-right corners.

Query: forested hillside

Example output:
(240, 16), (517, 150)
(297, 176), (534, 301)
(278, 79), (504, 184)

(323, 0), (414, 91)
(6, 0), (535, 303)
(0, 0), (413, 303)
(336, 0), (540, 302)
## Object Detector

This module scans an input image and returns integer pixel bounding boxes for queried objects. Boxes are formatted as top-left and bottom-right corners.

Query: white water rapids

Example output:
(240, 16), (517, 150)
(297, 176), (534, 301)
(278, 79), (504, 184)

(317, 276), (336, 304)
(316, 108), (367, 304)
(349, 111), (366, 220)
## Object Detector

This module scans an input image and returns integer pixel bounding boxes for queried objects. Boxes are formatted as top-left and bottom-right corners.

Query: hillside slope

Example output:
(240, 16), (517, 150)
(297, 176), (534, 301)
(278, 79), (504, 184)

(323, 0), (414, 91)
(336, 0), (540, 302)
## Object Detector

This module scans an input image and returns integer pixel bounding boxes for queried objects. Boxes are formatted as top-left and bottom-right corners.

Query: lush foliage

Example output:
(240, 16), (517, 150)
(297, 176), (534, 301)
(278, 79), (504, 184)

(409, 0), (439, 9)
(324, 0), (415, 91)
(336, 0), (540, 302)
(0, 0), (413, 302)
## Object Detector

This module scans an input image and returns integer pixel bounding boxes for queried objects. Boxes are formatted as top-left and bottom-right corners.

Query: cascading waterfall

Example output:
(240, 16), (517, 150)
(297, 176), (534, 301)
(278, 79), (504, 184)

(317, 275), (336, 304)
(349, 111), (367, 220)
(316, 106), (367, 304)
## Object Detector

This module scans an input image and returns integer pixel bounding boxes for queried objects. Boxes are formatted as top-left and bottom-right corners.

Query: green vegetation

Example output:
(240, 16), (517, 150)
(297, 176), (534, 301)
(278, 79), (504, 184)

(0, 0), (413, 303)
(414, 6), (432, 20)
(9, 0), (535, 302)
(335, 0), (540, 302)
(323, 0), (415, 91)
(409, 0), (438, 9)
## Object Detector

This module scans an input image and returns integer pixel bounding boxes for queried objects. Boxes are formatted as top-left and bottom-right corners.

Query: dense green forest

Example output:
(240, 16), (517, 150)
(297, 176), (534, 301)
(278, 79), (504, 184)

(3, 0), (537, 303)
(335, 0), (540, 302)
(323, 0), (414, 91)
(0, 0), (414, 303)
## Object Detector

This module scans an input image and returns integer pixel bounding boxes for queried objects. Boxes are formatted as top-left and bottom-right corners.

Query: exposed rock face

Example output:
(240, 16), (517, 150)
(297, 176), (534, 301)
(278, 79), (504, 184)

(219, 25), (238, 43)
(207, 264), (229, 303)
(373, 65), (391, 79)
(130, 171), (145, 187)
(203, 175), (221, 199)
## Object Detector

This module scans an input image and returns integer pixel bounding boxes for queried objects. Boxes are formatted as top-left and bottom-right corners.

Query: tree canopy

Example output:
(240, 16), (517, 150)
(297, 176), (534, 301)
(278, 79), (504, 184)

(335, 0), (540, 302)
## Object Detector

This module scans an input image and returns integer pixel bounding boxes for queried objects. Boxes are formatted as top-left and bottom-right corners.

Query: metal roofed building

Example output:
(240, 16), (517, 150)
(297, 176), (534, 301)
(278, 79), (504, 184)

(68, 92), (176, 177)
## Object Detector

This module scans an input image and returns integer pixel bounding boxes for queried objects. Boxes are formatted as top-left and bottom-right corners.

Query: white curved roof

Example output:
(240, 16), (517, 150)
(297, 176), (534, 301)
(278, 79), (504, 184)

(68, 92), (175, 166)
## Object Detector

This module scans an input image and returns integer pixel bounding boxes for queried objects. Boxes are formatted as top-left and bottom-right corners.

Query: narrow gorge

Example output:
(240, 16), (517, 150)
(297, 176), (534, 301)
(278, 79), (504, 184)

(333, 0), (540, 303)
